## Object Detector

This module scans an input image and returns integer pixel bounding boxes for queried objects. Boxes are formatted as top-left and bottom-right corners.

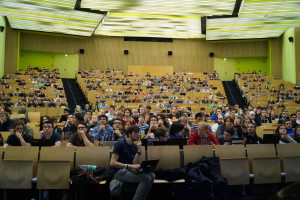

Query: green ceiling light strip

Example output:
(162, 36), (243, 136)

(208, 27), (286, 32)
(29, 0), (73, 7)
(9, 16), (94, 28)
(240, 10), (300, 15)
(97, 30), (201, 38)
(207, 21), (300, 28)
(109, 12), (200, 19)
(0, 9), (99, 23)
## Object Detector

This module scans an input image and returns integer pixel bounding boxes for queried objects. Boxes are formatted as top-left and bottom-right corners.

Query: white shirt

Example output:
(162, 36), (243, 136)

(211, 123), (219, 133)
(105, 112), (114, 121)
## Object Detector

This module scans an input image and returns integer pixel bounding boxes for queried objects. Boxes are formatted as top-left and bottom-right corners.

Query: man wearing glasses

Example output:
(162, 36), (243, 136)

(40, 121), (62, 147)
(67, 122), (94, 148)
(106, 118), (126, 141)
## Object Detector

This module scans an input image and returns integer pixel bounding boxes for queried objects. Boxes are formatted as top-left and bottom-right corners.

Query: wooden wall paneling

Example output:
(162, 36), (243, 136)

(20, 32), (269, 73)
(5, 24), (19, 74)
(269, 37), (282, 78)
(295, 27), (300, 84)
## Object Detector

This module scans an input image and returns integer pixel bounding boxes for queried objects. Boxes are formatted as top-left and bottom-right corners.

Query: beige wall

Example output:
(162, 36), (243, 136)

(4, 23), (19, 74)
(295, 27), (300, 85)
(20, 32), (269, 73)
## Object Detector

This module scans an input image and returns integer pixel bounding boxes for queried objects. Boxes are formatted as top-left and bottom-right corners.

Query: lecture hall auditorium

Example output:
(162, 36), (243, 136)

(0, 0), (300, 200)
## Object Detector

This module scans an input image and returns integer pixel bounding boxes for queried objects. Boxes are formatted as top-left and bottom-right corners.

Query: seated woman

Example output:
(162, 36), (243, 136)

(216, 117), (234, 140)
(274, 125), (297, 144)
(4, 120), (32, 148)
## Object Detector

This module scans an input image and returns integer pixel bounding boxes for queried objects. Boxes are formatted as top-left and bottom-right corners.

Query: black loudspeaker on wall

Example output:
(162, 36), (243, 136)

(79, 49), (84, 54)
(0, 26), (4, 32)
(209, 52), (214, 57)
(288, 37), (294, 43)
(168, 51), (173, 56)
(124, 50), (129, 55)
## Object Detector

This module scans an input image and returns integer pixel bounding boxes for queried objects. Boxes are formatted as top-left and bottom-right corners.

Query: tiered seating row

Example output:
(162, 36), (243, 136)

(0, 144), (300, 191)
(76, 72), (228, 113)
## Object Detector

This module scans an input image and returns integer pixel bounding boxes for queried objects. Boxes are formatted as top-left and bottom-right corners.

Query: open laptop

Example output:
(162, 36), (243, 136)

(30, 139), (51, 147)
(141, 138), (162, 147)
(263, 134), (280, 144)
(167, 138), (188, 149)
(232, 137), (244, 145)
(129, 160), (159, 174)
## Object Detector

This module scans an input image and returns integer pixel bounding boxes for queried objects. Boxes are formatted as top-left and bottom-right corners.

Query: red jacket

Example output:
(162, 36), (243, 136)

(188, 130), (220, 145)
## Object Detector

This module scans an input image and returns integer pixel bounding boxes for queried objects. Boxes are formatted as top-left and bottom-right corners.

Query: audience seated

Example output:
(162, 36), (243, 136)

(4, 120), (32, 148)
(66, 122), (94, 148)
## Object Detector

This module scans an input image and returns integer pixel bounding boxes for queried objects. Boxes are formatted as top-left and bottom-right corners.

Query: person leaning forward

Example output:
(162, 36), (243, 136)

(110, 125), (155, 200)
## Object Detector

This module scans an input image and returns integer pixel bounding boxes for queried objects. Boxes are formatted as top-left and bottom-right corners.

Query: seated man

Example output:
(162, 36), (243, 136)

(92, 115), (114, 141)
(219, 127), (234, 145)
(188, 122), (220, 145)
(4, 121), (32, 148)
(285, 119), (295, 135)
(244, 122), (263, 144)
(0, 111), (13, 131)
(40, 121), (62, 147)
(110, 125), (155, 200)
(18, 118), (34, 138)
(67, 122), (94, 148)
(109, 118), (126, 141)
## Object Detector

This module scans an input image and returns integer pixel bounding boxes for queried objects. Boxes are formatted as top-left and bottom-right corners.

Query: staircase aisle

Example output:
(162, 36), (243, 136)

(222, 81), (247, 108)
(62, 78), (88, 113)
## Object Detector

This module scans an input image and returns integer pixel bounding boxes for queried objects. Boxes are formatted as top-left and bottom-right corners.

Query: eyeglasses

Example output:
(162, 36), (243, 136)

(77, 127), (86, 130)
(43, 126), (53, 129)
(114, 122), (122, 125)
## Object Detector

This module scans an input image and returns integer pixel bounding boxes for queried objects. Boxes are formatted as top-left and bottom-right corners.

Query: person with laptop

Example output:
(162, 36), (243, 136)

(4, 121), (32, 148)
(66, 122), (94, 148)
(110, 125), (155, 200)
(40, 121), (61, 147)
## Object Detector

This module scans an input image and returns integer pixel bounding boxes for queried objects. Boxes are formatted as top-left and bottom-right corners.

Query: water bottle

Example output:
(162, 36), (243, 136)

(87, 165), (97, 171)
(78, 165), (97, 171)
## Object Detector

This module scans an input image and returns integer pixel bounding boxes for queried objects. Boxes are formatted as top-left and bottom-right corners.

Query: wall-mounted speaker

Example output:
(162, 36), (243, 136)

(209, 52), (214, 57)
(79, 49), (85, 54)
(0, 26), (4, 32)
(124, 50), (129, 55)
(168, 51), (173, 56)
(288, 37), (294, 43)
